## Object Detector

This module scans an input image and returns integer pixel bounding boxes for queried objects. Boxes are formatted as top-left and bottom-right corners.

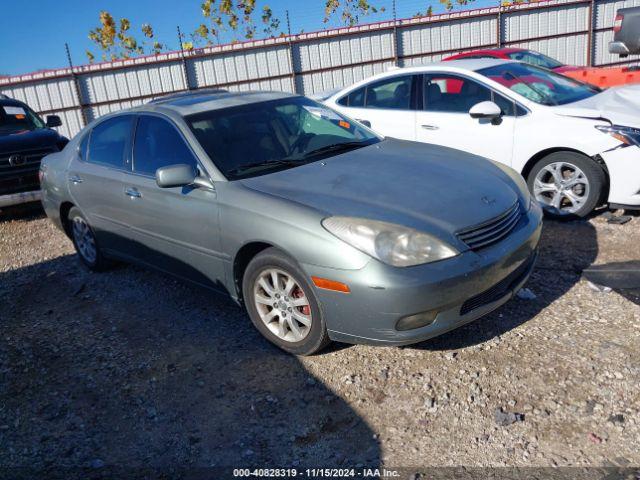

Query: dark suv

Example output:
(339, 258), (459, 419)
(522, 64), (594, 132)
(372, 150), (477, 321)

(0, 94), (68, 208)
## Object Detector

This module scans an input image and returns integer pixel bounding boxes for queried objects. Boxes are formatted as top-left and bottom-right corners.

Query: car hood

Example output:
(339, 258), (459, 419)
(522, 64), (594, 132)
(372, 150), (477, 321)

(240, 139), (520, 243)
(553, 84), (640, 128)
(0, 128), (62, 154)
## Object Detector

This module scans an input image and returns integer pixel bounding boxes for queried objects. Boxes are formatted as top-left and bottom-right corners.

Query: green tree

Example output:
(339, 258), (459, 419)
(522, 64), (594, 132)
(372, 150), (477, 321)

(87, 11), (164, 62)
(193, 0), (284, 46)
(323, 0), (386, 26)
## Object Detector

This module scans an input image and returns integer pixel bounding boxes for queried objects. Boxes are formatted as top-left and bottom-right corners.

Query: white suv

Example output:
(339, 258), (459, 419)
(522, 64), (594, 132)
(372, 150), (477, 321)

(325, 59), (640, 218)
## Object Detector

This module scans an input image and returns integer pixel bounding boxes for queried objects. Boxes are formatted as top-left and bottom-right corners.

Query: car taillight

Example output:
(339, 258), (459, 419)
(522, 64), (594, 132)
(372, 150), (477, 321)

(613, 14), (624, 33)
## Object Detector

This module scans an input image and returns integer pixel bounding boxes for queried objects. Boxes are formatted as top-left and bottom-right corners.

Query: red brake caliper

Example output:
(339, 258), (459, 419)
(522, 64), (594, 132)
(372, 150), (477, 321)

(293, 287), (310, 316)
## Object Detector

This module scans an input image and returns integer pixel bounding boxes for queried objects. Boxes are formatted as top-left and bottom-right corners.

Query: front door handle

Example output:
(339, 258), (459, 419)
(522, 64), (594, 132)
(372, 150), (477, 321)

(125, 187), (142, 199)
(68, 175), (83, 184)
(421, 124), (439, 130)
(356, 119), (372, 128)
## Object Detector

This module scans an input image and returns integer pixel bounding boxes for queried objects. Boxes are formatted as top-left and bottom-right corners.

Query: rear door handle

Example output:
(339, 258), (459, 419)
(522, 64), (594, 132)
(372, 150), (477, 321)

(125, 187), (142, 199)
(68, 175), (83, 184)
(421, 124), (439, 130)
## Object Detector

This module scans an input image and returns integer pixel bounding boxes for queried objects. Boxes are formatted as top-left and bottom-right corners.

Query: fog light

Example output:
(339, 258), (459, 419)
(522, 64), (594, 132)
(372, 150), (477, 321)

(396, 310), (438, 331)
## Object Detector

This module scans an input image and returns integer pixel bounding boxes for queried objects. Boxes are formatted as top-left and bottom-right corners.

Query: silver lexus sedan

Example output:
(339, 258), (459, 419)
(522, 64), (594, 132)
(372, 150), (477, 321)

(40, 90), (542, 355)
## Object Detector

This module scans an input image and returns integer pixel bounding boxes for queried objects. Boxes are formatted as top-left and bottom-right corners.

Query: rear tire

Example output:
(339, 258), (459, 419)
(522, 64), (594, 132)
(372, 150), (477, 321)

(242, 248), (331, 355)
(68, 207), (111, 271)
(527, 151), (605, 220)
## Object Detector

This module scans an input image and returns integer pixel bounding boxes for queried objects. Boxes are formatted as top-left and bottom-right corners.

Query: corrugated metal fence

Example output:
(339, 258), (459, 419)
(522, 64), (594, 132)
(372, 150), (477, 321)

(2, 0), (639, 139)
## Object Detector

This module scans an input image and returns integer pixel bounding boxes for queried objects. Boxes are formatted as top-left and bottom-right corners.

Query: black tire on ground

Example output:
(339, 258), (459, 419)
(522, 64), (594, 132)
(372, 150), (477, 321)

(242, 247), (331, 355)
(526, 151), (606, 220)
(67, 206), (111, 271)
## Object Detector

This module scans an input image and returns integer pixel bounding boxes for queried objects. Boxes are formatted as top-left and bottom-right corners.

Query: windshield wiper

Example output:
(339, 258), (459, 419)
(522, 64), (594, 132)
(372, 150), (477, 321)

(301, 140), (371, 159)
(227, 159), (302, 176)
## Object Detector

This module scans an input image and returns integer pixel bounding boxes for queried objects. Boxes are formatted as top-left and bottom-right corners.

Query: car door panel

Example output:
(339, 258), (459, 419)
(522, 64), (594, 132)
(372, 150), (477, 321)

(66, 116), (135, 255)
(415, 74), (516, 166)
(118, 115), (226, 291)
(332, 74), (418, 141)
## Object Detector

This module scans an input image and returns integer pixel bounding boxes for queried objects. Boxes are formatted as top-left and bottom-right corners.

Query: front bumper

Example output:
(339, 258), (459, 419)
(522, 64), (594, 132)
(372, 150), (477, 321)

(302, 202), (543, 346)
(601, 146), (640, 208)
(0, 190), (41, 208)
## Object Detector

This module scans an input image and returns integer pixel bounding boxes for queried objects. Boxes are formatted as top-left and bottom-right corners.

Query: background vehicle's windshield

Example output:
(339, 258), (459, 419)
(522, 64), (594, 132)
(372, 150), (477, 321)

(187, 96), (379, 179)
(0, 104), (45, 136)
(479, 63), (599, 106)
(506, 50), (563, 69)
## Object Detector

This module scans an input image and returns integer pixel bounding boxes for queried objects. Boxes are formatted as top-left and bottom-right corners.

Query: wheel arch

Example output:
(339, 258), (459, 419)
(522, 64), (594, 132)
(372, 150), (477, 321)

(521, 147), (610, 201)
(233, 241), (274, 302)
(59, 201), (75, 239)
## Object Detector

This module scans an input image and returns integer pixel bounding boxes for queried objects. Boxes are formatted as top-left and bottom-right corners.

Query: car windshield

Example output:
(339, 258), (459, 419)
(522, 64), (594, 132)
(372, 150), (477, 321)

(0, 104), (45, 136)
(506, 50), (564, 69)
(478, 63), (599, 106)
(186, 96), (379, 180)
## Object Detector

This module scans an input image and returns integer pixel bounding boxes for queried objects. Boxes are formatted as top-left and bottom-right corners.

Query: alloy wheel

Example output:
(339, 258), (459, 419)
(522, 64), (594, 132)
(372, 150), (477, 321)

(533, 161), (590, 215)
(72, 216), (97, 264)
(253, 268), (312, 343)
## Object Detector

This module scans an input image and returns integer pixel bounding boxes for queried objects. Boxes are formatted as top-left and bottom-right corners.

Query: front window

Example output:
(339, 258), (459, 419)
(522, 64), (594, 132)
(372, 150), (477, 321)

(133, 116), (198, 176)
(0, 104), (45, 136)
(186, 97), (379, 180)
(478, 63), (599, 106)
(506, 50), (564, 70)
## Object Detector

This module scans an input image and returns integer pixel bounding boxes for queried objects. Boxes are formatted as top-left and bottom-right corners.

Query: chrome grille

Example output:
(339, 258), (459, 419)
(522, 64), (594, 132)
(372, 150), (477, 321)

(457, 202), (522, 251)
(0, 147), (56, 195)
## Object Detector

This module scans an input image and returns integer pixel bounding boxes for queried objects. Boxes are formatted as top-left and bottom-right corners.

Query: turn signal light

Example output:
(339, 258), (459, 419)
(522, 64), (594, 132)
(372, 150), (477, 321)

(311, 276), (350, 293)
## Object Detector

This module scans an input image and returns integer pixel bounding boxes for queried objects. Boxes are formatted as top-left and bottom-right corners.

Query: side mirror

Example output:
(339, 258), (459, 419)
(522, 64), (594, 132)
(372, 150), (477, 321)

(46, 115), (62, 128)
(156, 164), (197, 188)
(469, 101), (502, 120)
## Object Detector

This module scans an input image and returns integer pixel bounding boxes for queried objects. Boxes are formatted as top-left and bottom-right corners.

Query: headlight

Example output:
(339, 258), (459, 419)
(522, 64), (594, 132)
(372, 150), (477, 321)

(322, 217), (458, 267)
(596, 124), (640, 147)
(491, 161), (531, 209)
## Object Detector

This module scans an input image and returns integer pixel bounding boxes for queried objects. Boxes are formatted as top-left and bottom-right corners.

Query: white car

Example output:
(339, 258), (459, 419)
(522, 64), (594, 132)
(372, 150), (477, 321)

(324, 59), (640, 218)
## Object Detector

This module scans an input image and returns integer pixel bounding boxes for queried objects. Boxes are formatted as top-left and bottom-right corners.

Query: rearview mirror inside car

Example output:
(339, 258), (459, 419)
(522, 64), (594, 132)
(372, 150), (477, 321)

(469, 101), (502, 120)
(46, 115), (62, 128)
(156, 164), (197, 188)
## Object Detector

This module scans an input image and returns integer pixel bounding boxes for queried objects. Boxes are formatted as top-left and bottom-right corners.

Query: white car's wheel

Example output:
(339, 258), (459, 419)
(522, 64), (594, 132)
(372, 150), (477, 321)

(527, 152), (605, 219)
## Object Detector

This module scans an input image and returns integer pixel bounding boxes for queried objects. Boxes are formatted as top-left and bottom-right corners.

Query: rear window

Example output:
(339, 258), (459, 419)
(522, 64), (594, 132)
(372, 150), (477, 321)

(87, 116), (133, 169)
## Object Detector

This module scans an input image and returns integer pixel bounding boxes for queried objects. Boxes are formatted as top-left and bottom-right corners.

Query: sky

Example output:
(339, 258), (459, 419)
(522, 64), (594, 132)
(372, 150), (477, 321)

(0, 0), (496, 77)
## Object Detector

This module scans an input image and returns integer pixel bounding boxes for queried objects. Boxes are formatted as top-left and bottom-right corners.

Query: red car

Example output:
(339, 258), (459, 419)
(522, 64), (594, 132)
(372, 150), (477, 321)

(444, 47), (640, 88)
(444, 48), (582, 74)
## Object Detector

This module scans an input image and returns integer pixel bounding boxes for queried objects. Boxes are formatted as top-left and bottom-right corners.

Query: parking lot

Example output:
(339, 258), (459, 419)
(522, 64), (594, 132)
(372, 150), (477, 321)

(0, 206), (638, 470)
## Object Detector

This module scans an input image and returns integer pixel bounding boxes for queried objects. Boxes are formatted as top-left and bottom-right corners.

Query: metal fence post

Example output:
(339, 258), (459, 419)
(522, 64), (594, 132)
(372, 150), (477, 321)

(177, 26), (193, 90)
(65, 43), (87, 127)
(392, 0), (399, 66)
(496, 1), (503, 48)
(586, 0), (595, 67)
(286, 10), (298, 94)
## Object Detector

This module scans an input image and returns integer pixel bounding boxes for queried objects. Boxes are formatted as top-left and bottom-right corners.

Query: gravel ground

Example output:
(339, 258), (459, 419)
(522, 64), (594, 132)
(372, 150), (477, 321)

(0, 205), (639, 474)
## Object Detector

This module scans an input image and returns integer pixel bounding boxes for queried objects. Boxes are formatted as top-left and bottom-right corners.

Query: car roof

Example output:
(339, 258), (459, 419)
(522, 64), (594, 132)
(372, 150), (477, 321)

(446, 47), (527, 59)
(0, 96), (29, 108)
(362, 58), (512, 78)
(134, 89), (298, 117)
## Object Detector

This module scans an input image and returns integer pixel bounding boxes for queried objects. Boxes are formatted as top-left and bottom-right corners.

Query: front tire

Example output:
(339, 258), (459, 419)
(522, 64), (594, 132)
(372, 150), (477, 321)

(68, 207), (111, 271)
(242, 248), (331, 355)
(527, 152), (605, 220)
